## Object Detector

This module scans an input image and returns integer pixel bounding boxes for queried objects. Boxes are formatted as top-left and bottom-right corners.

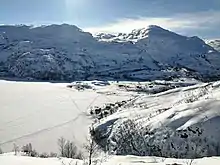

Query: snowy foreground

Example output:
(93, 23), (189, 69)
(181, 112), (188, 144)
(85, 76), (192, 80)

(1, 153), (220, 165)
(1, 79), (220, 164)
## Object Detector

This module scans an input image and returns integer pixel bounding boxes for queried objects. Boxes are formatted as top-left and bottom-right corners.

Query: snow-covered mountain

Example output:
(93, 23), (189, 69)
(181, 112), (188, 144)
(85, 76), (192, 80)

(0, 24), (220, 81)
(206, 39), (220, 52)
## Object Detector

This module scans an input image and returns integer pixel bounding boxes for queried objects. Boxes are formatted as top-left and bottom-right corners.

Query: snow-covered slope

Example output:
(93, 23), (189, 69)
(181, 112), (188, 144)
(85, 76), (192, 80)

(93, 81), (220, 158)
(0, 24), (220, 81)
(206, 39), (220, 52)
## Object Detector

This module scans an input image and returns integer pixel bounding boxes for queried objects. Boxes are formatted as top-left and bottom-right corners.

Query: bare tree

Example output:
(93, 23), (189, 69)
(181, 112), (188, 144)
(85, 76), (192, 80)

(58, 137), (66, 157)
(0, 147), (3, 154)
(13, 143), (19, 156)
(58, 137), (82, 159)
(65, 140), (78, 158)
(84, 126), (101, 165)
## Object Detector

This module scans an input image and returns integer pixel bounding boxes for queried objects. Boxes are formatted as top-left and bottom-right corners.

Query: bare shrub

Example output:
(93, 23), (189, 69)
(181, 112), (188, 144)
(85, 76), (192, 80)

(183, 85), (210, 103)
(22, 143), (32, 155)
(39, 152), (49, 158)
(187, 159), (195, 165)
(30, 150), (38, 157)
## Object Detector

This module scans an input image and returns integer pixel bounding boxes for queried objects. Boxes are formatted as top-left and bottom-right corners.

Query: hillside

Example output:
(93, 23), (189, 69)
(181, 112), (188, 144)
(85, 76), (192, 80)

(0, 24), (220, 81)
(92, 81), (220, 158)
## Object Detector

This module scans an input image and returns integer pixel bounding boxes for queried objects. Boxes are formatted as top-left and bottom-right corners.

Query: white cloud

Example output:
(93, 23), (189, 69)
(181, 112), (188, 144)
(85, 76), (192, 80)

(83, 11), (220, 34)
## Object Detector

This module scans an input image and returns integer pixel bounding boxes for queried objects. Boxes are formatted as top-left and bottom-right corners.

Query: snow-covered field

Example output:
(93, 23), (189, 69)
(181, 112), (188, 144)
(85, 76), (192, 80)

(0, 80), (132, 153)
(1, 153), (220, 165)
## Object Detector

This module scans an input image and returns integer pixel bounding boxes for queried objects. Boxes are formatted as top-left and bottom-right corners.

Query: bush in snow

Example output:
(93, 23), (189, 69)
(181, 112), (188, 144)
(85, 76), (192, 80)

(21, 143), (38, 157)
(39, 152), (49, 158)
(108, 119), (146, 155)
(22, 143), (32, 155)
(104, 119), (160, 156)
(49, 152), (58, 157)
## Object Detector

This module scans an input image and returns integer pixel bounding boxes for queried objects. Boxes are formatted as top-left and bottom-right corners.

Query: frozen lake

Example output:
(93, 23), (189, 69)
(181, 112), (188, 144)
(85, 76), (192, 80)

(0, 80), (131, 153)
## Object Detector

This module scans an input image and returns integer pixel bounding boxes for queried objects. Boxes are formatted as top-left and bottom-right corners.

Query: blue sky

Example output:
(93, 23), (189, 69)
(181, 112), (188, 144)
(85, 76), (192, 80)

(0, 0), (220, 38)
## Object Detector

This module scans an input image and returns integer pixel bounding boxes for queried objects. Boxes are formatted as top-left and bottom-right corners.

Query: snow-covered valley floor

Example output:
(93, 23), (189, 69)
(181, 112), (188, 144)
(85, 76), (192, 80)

(0, 80), (133, 153)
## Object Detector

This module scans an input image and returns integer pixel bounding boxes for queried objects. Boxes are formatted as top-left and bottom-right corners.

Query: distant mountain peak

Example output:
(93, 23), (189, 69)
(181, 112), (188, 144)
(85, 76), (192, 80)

(95, 25), (180, 42)
(133, 25), (165, 33)
(129, 25), (168, 40)
(148, 25), (163, 29)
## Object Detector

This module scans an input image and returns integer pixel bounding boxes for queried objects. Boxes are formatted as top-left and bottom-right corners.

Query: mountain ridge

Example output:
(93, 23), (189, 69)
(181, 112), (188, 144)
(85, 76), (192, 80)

(0, 24), (220, 81)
